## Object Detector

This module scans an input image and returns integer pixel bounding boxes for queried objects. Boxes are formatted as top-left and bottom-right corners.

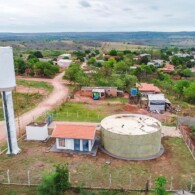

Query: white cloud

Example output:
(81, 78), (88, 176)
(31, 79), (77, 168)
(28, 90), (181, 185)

(0, 0), (194, 32)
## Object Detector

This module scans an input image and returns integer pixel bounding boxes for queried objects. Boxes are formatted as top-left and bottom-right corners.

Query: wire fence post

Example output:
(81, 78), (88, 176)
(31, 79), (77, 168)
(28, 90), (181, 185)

(27, 170), (30, 186)
(109, 174), (112, 189)
(149, 175), (152, 189)
(7, 169), (10, 184)
(68, 171), (71, 183)
(169, 176), (173, 191)
(190, 177), (193, 192)
(129, 174), (132, 190)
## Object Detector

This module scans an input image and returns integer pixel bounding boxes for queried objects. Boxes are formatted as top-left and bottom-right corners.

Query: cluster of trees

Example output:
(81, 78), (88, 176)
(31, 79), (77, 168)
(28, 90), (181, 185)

(64, 63), (89, 86)
(64, 62), (138, 91)
(153, 72), (195, 104)
(15, 52), (59, 78)
(174, 80), (195, 103)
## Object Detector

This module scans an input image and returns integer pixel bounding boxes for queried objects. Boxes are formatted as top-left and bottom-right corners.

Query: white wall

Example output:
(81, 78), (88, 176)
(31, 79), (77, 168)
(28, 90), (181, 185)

(26, 124), (48, 141)
(148, 104), (165, 112)
(56, 138), (74, 150)
(56, 138), (94, 152)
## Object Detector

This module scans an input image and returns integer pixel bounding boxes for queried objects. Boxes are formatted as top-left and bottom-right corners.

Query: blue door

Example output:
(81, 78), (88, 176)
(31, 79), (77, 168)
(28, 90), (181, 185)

(74, 139), (80, 151)
(83, 140), (89, 152)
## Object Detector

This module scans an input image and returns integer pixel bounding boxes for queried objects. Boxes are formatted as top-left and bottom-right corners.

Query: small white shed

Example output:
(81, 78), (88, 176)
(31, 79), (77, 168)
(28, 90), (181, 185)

(26, 123), (48, 141)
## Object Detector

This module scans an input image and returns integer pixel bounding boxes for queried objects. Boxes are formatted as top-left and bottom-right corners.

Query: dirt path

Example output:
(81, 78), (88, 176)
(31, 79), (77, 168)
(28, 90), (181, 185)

(0, 72), (69, 141)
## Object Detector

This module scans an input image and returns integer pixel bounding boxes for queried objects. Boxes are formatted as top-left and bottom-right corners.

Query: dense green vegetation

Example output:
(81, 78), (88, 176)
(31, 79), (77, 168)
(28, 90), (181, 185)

(15, 54), (59, 78)
(64, 47), (195, 105)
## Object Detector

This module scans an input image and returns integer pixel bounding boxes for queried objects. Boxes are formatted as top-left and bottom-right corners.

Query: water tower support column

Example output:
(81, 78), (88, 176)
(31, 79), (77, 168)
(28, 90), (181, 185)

(1, 91), (21, 155)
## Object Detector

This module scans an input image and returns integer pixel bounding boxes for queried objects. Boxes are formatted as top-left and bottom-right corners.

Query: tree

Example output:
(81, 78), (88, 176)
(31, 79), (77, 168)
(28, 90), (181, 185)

(64, 63), (89, 86)
(109, 49), (117, 56)
(33, 51), (43, 58)
(38, 164), (71, 195)
(34, 61), (59, 77)
(134, 65), (155, 79)
(114, 61), (129, 73)
(154, 176), (168, 195)
(139, 56), (149, 65)
(171, 56), (184, 66)
(173, 80), (190, 98)
(179, 69), (192, 77)
(87, 57), (96, 65)
(122, 75), (138, 91)
(14, 58), (27, 74)
(184, 82), (195, 103)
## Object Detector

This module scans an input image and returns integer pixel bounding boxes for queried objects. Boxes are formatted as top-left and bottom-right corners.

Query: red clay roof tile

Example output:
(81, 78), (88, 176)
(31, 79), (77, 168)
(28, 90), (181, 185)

(51, 124), (96, 140)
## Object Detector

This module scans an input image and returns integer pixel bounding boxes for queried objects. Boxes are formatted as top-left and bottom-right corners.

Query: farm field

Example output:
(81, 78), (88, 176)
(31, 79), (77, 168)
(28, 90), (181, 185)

(0, 137), (194, 192)
(101, 42), (151, 51)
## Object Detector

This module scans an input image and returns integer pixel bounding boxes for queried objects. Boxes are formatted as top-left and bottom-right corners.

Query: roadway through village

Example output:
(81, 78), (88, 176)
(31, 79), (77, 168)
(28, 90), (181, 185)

(0, 72), (69, 142)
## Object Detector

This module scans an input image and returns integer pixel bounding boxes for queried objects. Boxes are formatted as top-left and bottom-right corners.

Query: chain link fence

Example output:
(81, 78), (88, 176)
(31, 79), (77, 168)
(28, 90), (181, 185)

(0, 169), (194, 192)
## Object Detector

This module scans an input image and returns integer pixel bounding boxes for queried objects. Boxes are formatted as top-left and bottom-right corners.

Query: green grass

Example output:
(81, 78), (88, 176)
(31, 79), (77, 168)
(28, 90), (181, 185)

(0, 92), (43, 121)
(0, 185), (36, 195)
(16, 80), (53, 93)
(42, 102), (108, 122)
(0, 185), (157, 195)
(0, 137), (194, 192)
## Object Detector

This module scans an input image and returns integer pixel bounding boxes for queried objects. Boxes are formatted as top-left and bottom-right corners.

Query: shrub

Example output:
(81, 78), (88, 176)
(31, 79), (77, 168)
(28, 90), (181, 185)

(37, 164), (71, 195)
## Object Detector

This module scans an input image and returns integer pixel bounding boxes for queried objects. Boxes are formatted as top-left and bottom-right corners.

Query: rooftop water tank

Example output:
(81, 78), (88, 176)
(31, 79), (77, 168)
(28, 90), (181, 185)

(0, 47), (16, 91)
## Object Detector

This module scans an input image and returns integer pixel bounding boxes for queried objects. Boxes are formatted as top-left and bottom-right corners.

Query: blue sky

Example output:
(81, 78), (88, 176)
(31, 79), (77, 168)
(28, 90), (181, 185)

(0, 0), (194, 32)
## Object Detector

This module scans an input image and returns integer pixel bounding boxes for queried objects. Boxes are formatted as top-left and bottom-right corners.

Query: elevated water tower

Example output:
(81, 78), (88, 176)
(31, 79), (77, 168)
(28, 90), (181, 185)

(0, 47), (21, 155)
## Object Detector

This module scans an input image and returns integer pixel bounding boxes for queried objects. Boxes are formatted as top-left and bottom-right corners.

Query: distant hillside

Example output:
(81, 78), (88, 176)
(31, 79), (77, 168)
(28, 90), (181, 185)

(1, 32), (195, 47)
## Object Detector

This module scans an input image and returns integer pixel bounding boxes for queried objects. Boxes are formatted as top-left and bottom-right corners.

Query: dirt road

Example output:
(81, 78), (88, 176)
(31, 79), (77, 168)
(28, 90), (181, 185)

(0, 72), (68, 141)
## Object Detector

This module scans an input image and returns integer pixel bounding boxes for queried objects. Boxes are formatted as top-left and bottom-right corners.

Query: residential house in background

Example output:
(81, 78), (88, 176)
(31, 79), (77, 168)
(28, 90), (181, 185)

(136, 83), (161, 96)
(55, 59), (72, 68)
(161, 63), (175, 73)
(80, 86), (122, 99)
(147, 59), (164, 67)
(57, 54), (71, 61)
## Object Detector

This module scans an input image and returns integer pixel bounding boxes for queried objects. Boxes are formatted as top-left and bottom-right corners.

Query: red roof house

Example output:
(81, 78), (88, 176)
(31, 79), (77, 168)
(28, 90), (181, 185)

(136, 83), (161, 95)
(161, 64), (175, 73)
(51, 124), (96, 152)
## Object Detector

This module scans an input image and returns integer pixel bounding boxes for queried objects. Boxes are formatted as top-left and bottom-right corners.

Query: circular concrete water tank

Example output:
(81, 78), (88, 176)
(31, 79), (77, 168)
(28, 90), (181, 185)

(100, 114), (163, 160)
(0, 47), (16, 91)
